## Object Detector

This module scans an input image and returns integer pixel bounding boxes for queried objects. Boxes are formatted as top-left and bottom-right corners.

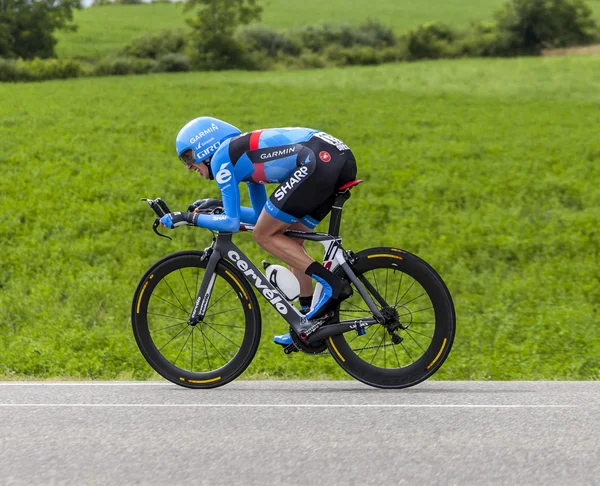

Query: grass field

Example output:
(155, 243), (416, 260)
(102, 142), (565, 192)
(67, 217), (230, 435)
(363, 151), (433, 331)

(1, 56), (599, 381)
(55, 0), (600, 59)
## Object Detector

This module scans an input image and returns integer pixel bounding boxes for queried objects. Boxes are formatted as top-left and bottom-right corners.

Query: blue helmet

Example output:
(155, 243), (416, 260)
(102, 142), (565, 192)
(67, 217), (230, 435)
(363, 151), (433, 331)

(175, 117), (241, 165)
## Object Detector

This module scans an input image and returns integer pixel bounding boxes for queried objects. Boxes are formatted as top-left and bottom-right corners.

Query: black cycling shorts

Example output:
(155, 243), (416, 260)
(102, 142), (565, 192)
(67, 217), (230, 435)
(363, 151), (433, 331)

(264, 133), (357, 229)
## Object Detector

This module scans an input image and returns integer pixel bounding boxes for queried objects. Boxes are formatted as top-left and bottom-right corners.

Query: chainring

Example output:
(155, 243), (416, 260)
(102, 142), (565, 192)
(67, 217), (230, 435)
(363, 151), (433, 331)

(290, 327), (327, 355)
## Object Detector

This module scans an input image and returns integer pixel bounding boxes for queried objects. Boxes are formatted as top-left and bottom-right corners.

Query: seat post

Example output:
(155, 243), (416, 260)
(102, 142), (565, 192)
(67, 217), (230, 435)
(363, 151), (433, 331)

(328, 191), (352, 237)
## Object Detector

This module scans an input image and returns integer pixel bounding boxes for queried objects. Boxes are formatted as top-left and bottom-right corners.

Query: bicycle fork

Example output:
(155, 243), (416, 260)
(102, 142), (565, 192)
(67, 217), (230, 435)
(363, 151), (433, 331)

(188, 247), (220, 325)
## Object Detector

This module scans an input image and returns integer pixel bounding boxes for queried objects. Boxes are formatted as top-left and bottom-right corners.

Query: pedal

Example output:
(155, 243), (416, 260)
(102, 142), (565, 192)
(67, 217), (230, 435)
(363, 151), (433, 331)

(284, 343), (298, 354)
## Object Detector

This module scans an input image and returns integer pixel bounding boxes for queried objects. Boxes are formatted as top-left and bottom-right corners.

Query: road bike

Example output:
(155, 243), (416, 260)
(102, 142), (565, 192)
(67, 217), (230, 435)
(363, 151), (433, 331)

(132, 180), (456, 389)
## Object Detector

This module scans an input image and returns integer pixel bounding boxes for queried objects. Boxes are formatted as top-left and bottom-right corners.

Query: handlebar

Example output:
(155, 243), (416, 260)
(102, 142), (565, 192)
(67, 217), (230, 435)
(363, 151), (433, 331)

(142, 198), (173, 240)
(142, 197), (225, 240)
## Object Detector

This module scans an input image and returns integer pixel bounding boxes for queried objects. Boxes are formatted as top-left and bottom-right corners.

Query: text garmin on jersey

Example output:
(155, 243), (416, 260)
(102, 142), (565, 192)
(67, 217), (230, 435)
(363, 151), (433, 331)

(260, 147), (297, 160)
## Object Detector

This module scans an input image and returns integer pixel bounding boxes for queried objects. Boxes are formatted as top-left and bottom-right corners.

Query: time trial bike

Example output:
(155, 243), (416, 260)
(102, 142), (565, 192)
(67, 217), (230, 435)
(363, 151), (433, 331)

(131, 180), (456, 389)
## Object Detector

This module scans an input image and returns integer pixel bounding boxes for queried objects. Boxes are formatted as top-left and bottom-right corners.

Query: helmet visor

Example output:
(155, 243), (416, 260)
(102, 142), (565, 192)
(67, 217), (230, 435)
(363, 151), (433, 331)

(179, 149), (195, 166)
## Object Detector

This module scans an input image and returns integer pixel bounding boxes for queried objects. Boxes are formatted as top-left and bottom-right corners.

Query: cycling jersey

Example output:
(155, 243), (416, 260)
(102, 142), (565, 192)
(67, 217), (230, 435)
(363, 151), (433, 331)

(191, 127), (357, 232)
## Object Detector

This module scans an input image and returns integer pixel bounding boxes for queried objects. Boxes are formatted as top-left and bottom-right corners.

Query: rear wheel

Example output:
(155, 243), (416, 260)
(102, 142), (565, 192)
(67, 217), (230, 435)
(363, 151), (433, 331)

(327, 247), (455, 389)
(132, 251), (261, 388)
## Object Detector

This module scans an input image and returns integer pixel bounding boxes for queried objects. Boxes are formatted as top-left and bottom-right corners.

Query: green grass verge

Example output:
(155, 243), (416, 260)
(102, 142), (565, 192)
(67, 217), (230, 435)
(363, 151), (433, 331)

(56, 0), (600, 59)
(1, 56), (599, 381)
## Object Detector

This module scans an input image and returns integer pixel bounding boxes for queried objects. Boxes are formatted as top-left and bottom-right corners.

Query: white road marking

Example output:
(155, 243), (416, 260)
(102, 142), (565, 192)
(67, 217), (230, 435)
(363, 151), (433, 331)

(0, 382), (172, 386)
(0, 403), (578, 408)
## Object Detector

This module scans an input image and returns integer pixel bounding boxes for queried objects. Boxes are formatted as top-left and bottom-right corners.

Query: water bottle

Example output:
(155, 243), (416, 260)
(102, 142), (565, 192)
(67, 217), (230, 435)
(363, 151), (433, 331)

(262, 261), (300, 302)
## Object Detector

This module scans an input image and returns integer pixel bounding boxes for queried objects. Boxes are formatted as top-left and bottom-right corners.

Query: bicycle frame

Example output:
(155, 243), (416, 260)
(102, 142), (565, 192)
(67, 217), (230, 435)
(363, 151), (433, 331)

(188, 188), (386, 343)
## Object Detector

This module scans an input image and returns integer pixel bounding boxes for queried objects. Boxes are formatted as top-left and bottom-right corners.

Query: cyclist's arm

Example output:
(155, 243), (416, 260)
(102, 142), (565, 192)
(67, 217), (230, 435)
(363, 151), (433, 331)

(192, 161), (241, 232)
(239, 183), (267, 225)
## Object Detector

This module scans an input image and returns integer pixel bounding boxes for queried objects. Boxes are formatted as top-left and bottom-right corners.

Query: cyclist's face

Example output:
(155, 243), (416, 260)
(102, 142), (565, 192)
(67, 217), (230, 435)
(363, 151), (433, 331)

(180, 150), (210, 180)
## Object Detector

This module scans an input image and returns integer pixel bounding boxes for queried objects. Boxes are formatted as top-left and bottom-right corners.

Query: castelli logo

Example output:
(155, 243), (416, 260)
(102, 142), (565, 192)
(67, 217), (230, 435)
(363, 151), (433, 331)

(319, 151), (331, 162)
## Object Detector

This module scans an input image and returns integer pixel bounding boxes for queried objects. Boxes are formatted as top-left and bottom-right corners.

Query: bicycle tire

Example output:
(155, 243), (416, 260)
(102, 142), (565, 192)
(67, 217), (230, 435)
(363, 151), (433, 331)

(327, 247), (455, 389)
(132, 251), (261, 389)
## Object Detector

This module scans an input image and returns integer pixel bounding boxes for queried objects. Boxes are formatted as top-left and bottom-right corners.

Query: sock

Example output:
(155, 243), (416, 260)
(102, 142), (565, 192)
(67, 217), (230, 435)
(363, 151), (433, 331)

(299, 295), (313, 310)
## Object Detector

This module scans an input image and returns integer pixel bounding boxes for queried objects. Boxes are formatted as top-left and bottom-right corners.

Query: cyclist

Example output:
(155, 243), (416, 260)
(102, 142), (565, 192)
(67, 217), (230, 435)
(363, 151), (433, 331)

(160, 117), (356, 346)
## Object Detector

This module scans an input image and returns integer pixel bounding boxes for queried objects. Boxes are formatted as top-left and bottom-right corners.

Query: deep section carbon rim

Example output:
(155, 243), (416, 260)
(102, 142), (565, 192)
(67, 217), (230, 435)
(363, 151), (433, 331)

(329, 248), (455, 388)
(132, 252), (261, 388)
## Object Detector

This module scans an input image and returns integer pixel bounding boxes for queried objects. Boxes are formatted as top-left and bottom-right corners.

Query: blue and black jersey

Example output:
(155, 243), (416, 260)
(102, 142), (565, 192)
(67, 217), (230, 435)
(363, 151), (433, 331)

(192, 127), (356, 233)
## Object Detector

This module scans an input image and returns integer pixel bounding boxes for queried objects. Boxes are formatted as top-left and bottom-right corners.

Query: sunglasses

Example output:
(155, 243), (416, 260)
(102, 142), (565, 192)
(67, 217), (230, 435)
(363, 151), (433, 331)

(179, 149), (212, 168)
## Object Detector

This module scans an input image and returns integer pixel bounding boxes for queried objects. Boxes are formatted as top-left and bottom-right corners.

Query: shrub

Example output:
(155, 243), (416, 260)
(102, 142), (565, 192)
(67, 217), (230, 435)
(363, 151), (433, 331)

(237, 25), (302, 56)
(0, 58), (24, 82)
(324, 45), (382, 66)
(296, 52), (326, 69)
(24, 58), (82, 80)
(157, 53), (191, 72)
(456, 21), (504, 57)
(405, 22), (459, 60)
(493, 0), (600, 55)
(291, 21), (396, 53)
(354, 20), (397, 48)
(120, 29), (187, 59)
(93, 57), (159, 76)
(0, 57), (82, 82)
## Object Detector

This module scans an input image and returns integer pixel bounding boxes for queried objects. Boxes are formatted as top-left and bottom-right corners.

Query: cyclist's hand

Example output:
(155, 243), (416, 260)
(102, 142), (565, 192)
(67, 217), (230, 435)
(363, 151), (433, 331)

(159, 212), (195, 229)
(188, 198), (224, 214)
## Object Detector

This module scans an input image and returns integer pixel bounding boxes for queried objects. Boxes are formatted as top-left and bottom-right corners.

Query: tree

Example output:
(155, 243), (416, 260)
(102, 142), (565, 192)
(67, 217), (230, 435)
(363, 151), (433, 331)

(0, 0), (81, 59)
(493, 0), (599, 55)
(184, 0), (262, 70)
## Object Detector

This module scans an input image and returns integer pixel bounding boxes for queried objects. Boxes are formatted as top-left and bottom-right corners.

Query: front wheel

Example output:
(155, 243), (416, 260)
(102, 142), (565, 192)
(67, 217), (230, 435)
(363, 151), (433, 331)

(327, 247), (456, 389)
(132, 251), (262, 388)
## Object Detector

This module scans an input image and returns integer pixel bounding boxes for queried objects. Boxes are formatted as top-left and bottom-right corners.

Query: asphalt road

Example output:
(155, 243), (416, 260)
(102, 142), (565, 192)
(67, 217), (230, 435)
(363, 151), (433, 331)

(1, 381), (599, 485)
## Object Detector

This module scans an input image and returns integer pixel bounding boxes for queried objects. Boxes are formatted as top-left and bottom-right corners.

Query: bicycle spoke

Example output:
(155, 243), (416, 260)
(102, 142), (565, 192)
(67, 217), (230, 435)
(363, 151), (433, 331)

(397, 306), (433, 317)
(369, 331), (386, 365)
(393, 270), (404, 308)
(356, 325), (377, 356)
(201, 330), (228, 363)
(198, 326), (212, 370)
(157, 324), (190, 353)
(172, 328), (193, 367)
(392, 336), (402, 367)
(371, 270), (380, 297)
(161, 277), (189, 315)
(147, 311), (188, 322)
(152, 293), (189, 316)
(179, 269), (194, 307)
(343, 300), (370, 314)
(204, 308), (239, 318)
(400, 341), (415, 363)
(404, 328), (434, 340)
(398, 290), (429, 308)
(202, 321), (246, 330)
(405, 329), (427, 353)
(346, 334), (360, 345)
(203, 322), (242, 349)
(394, 280), (416, 307)
(384, 268), (389, 303)
(384, 332), (387, 368)
(150, 321), (189, 334)
(206, 287), (234, 312)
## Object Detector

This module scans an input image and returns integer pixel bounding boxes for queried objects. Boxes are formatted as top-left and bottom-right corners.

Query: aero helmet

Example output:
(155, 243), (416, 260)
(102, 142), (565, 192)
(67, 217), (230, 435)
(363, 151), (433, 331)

(175, 117), (241, 165)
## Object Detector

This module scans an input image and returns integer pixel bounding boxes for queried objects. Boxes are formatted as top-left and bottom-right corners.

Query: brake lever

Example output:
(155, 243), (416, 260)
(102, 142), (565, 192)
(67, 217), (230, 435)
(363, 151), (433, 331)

(152, 218), (172, 240)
